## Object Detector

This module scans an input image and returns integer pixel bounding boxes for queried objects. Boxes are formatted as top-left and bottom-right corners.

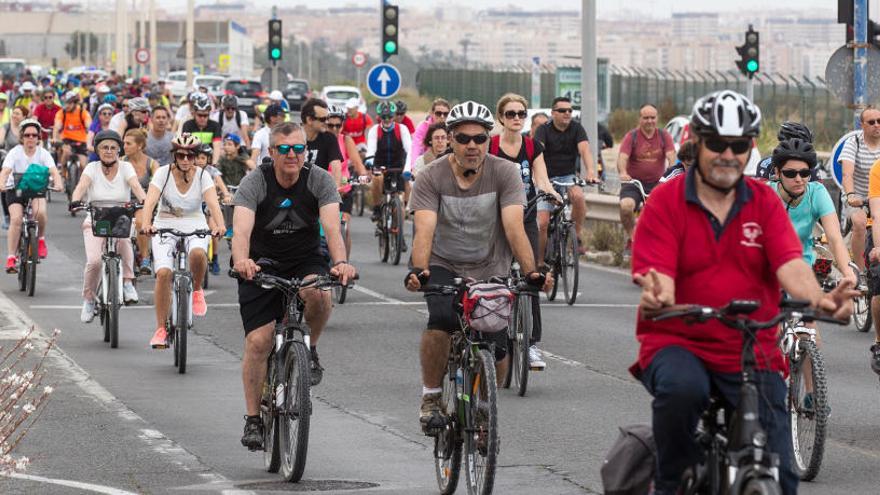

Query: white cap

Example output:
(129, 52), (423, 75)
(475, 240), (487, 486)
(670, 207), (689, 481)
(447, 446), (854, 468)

(20, 81), (35, 91)
(96, 84), (110, 93)
(269, 90), (284, 101)
(345, 97), (359, 109)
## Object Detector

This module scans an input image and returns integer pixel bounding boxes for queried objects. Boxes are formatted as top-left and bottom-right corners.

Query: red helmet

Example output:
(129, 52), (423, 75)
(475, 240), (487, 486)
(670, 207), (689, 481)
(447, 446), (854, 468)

(140, 75), (151, 85)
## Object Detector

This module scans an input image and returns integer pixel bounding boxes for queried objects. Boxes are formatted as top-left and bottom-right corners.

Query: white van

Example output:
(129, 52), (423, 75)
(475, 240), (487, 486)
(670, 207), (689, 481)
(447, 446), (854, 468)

(0, 59), (26, 78)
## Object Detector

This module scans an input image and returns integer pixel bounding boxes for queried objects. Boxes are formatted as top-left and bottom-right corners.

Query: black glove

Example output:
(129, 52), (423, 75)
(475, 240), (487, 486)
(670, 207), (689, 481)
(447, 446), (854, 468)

(68, 200), (83, 212)
(525, 271), (546, 288)
(405, 267), (427, 288)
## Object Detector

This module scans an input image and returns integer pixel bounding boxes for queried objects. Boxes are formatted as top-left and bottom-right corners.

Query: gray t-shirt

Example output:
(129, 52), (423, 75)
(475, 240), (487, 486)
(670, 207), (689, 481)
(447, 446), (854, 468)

(840, 132), (880, 198)
(234, 164), (340, 213)
(145, 130), (174, 166)
(410, 154), (525, 281)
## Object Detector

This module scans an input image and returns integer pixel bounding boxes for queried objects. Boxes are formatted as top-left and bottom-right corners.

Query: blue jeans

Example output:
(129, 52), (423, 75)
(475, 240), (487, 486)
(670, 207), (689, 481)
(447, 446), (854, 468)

(640, 346), (796, 495)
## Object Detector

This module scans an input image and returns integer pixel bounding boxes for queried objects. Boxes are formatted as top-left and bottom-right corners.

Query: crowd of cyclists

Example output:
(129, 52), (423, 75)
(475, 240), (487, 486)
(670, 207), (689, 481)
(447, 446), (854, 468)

(2, 65), (880, 494)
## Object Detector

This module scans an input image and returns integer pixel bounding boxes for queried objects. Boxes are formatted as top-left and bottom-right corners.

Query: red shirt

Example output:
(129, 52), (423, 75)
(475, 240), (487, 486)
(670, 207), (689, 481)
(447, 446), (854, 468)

(342, 111), (373, 146)
(630, 168), (802, 376)
(399, 115), (415, 134)
(619, 127), (674, 183)
(32, 103), (60, 138)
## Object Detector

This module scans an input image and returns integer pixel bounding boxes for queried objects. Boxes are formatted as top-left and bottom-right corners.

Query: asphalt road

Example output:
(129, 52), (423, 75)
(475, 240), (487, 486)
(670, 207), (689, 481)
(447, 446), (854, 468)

(0, 198), (878, 494)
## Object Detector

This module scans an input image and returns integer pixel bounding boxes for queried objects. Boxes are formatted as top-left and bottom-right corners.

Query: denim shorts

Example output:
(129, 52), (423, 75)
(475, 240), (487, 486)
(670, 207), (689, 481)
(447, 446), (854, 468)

(538, 174), (577, 212)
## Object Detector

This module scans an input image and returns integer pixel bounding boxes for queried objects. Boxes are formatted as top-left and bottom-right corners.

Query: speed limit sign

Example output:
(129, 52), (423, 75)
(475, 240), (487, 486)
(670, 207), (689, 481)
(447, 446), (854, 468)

(135, 48), (150, 65)
(352, 51), (367, 68)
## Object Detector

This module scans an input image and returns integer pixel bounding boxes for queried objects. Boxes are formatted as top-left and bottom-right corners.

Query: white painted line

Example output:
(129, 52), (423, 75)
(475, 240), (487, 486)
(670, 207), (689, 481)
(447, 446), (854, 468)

(542, 303), (637, 309)
(542, 350), (587, 368)
(4, 472), (140, 495)
(579, 259), (630, 277)
(351, 284), (407, 304)
(30, 303), (241, 309)
(346, 301), (424, 306)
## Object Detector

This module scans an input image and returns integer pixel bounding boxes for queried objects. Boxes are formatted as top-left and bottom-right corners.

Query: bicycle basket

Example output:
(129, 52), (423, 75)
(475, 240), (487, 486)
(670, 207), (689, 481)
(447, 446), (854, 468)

(91, 203), (133, 238)
(812, 258), (832, 280)
(13, 165), (49, 198)
(461, 283), (514, 333)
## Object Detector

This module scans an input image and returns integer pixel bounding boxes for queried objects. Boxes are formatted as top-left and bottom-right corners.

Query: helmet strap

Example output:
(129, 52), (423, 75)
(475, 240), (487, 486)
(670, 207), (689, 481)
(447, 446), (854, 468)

(776, 181), (804, 210)
(175, 162), (191, 184)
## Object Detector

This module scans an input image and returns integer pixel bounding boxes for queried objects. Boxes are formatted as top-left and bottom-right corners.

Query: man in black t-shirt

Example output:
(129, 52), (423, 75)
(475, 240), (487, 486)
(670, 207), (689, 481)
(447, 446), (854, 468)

(182, 109), (223, 163)
(301, 98), (343, 188)
(533, 96), (597, 259)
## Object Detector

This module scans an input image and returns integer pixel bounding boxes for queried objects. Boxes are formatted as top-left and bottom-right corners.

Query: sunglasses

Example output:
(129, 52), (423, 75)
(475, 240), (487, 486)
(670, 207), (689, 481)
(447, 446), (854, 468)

(553, 108), (573, 114)
(865, 118), (880, 126)
(21, 133), (39, 139)
(310, 116), (328, 123)
(100, 111), (113, 116)
(175, 152), (195, 160)
(195, 113), (209, 118)
(275, 143), (306, 155)
(780, 168), (812, 179)
(704, 136), (752, 154)
(453, 133), (489, 145)
(327, 123), (342, 130)
(434, 111), (450, 118)
(503, 110), (528, 120)
(42, 96), (53, 100)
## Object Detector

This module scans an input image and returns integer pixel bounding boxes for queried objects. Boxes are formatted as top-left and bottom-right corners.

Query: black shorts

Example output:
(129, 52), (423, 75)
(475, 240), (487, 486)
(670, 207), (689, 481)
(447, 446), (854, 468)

(63, 139), (88, 157)
(340, 191), (353, 215)
(424, 265), (508, 361)
(866, 229), (880, 296)
(383, 171), (406, 193)
(5, 189), (44, 207)
(238, 257), (329, 335)
(619, 180), (659, 210)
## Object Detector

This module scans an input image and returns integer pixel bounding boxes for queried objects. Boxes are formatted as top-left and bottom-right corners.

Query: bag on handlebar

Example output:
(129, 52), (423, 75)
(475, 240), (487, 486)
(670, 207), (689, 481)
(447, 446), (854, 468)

(15, 164), (49, 197)
(461, 283), (514, 333)
(91, 203), (134, 238)
(601, 423), (656, 495)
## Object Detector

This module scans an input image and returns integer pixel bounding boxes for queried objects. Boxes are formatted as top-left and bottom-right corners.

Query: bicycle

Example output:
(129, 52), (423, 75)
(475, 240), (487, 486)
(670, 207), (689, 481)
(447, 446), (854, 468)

(352, 179), (366, 217)
(74, 201), (141, 348)
(500, 261), (540, 397)
(372, 165), (406, 266)
(651, 299), (847, 495)
(544, 178), (584, 305)
(10, 181), (46, 297)
(334, 216), (350, 304)
(421, 279), (502, 495)
(153, 228), (212, 374)
(230, 268), (349, 482)
(813, 227), (870, 332)
(56, 141), (84, 216)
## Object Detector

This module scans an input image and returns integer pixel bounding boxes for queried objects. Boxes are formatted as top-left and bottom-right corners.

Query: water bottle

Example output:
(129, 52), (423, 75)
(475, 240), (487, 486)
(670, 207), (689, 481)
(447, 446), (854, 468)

(455, 368), (463, 386)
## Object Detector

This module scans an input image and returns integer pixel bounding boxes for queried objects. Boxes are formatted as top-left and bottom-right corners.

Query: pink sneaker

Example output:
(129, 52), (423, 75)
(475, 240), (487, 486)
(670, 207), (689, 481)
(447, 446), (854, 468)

(150, 327), (168, 349)
(5, 256), (17, 274)
(192, 289), (207, 317)
(38, 238), (47, 259)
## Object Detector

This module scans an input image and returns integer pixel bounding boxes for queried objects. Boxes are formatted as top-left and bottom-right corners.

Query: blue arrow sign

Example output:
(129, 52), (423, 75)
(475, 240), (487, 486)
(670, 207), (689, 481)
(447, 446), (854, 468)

(366, 63), (401, 99)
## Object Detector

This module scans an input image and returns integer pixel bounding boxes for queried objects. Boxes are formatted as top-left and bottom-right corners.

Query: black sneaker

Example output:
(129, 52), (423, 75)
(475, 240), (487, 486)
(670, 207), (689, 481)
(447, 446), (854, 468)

(371, 207), (381, 222)
(240, 415), (263, 451)
(870, 343), (880, 376)
(310, 348), (324, 386)
(419, 392), (445, 435)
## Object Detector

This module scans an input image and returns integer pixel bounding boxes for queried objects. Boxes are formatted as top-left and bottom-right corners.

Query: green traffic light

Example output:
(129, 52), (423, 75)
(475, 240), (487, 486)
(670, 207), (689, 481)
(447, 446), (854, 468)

(384, 40), (397, 54)
(746, 59), (758, 73)
(271, 48), (281, 60)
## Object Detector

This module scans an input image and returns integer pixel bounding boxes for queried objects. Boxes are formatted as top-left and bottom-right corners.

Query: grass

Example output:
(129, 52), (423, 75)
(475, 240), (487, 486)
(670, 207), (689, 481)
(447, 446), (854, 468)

(587, 222), (627, 266)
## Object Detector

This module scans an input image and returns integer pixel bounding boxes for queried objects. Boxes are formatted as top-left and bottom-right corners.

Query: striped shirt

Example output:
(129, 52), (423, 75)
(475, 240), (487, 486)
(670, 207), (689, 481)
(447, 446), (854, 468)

(840, 132), (880, 198)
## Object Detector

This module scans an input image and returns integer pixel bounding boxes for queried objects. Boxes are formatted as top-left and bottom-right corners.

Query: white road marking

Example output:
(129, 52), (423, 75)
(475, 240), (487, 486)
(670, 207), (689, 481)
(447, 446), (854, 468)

(351, 284), (407, 304)
(542, 303), (637, 309)
(4, 472), (140, 495)
(542, 350), (587, 368)
(347, 301), (425, 306)
(30, 303), (241, 309)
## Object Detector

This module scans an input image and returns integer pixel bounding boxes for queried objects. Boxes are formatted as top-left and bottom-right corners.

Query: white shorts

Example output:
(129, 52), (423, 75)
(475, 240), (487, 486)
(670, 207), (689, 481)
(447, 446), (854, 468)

(151, 221), (210, 273)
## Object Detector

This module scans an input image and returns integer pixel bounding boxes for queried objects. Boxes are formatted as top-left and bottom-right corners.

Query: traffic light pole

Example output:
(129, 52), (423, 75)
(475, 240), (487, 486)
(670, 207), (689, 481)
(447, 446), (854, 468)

(855, 0), (868, 129)
(271, 7), (279, 92)
(746, 78), (754, 101)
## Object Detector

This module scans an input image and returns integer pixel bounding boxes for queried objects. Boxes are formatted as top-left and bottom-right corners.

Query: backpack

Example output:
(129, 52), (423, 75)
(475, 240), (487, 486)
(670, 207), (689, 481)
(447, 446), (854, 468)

(220, 108), (242, 130)
(15, 163), (49, 196)
(489, 135), (536, 163)
(61, 105), (88, 132)
(601, 424), (656, 495)
(461, 283), (514, 333)
(628, 128), (668, 157)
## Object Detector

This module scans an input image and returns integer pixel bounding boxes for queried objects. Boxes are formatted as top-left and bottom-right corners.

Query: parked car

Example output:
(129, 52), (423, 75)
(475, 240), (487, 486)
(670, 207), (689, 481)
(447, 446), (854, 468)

(284, 79), (311, 112)
(0, 58), (26, 78)
(194, 75), (226, 99)
(220, 78), (264, 119)
(320, 85), (365, 113)
(166, 70), (189, 100)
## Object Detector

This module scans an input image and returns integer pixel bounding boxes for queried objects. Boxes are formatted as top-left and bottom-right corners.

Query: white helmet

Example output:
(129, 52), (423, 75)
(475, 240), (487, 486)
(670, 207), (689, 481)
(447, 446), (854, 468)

(20, 81), (35, 92)
(690, 90), (762, 138)
(345, 97), (359, 109)
(327, 104), (345, 118)
(446, 101), (494, 130)
(269, 90), (284, 101)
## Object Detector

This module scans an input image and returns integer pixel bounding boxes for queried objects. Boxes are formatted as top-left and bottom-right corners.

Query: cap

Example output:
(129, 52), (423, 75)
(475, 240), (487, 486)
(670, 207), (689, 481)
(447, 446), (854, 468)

(223, 133), (242, 145)
(263, 103), (286, 121)
(20, 81), (35, 91)
(96, 84), (110, 93)
(345, 97), (359, 109)
(269, 90), (284, 101)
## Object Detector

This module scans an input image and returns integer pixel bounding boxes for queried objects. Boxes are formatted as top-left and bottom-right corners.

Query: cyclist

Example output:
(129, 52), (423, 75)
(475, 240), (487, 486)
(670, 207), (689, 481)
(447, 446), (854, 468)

(140, 133), (225, 349)
(0, 118), (64, 271)
(13, 81), (36, 111)
(231, 121), (356, 449)
(326, 105), (368, 254)
(172, 92), (198, 133)
(394, 99), (415, 134)
(87, 103), (115, 162)
(211, 95), (250, 148)
(411, 122), (449, 178)
(410, 97), (450, 168)
(404, 101), (545, 432)
(249, 104), (286, 165)
(53, 91), (92, 184)
(840, 107), (880, 272)
(659, 140), (697, 183)
(144, 106), (174, 166)
(534, 96), (597, 260)
(195, 142), (232, 275)
(366, 101), (411, 222)
(528, 112), (548, 139)
(216, 133), (254, 188)
(491, 93), (560, 369)
(755, 121), (814, 182)
(112, 96), (149, 136)
(341, 97), (372, 147)
(631, 90), (855, 495)
(617, 103), (675, 257)
(301, 98), (343, 187)
(32, 89), (60, 142)
(0, 93), (10, 129)
(121, 128), (160, 274)
(69, 130), (147, 321)
(181, 94), (222, 162)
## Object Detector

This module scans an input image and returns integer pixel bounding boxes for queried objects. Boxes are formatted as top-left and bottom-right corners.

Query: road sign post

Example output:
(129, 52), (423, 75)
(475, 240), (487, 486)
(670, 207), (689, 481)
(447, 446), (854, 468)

(366, 63), (401, 100)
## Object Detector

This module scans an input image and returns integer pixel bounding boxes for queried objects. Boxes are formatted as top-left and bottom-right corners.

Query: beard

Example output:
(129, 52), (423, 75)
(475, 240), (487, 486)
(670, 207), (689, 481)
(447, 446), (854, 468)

(703, 157), (742, 190)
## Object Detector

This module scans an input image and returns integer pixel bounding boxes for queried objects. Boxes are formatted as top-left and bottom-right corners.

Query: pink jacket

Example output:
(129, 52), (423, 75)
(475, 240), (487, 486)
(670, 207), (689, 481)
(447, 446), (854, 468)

(409, 116), (434, 167)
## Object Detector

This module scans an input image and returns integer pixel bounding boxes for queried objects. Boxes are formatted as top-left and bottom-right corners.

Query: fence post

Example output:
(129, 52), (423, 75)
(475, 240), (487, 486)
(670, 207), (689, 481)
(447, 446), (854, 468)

(802, 76), (818, 134)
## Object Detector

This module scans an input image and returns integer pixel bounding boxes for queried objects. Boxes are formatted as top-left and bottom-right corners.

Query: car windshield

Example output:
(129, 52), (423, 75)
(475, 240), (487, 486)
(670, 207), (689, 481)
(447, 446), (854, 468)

(326, 90), (358, 100)
(198, 78), (223, 90)
(0, 62), (25, 77)
(227, 81), (262, 93)
(286, 82), (308, 94)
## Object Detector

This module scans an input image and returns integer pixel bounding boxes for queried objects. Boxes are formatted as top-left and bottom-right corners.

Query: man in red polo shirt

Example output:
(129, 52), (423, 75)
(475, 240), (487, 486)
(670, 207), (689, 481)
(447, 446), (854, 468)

(631, 90), (854, 495)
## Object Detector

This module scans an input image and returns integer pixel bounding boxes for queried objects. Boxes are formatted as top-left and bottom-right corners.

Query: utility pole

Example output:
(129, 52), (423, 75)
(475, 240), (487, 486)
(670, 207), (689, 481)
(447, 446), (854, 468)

(115, 0), (125, 74)
(581, 0), (599, 169)
(855, 0), (868, 129)
(149, 0), (157, 81)
(85, 0), (91, 65)
(186, 0), (194, 88)
(137, 0), (145, 77)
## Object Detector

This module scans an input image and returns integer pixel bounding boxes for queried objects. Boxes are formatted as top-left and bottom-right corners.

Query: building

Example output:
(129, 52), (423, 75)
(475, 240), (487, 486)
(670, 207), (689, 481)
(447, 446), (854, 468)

(135, 20), (254, 77)
(672, 13), (720, 39)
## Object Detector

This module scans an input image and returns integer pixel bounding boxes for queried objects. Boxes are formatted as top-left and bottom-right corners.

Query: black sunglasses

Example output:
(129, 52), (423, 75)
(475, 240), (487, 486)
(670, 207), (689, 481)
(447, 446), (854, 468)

(310, 116), (328, 123)
(434, 111), (450, 118)
(780, 168), (811, 179)
(175, 151), (195, 160)
(195, 113), (210, 118)
(704, 136), (752, 154)
(503, 110), (528, 120)
(553, 108), (573, 114)
(21, 133), (39, 138)
(453, 133), (489, 145)
(327, 123), (342, 130)
(865, 118), (880, 126)
(275, 143), (306, 155)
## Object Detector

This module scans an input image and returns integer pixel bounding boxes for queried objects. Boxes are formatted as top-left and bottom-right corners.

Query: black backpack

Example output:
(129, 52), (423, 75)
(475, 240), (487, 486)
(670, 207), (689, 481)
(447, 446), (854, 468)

(601, 424), (656, 495)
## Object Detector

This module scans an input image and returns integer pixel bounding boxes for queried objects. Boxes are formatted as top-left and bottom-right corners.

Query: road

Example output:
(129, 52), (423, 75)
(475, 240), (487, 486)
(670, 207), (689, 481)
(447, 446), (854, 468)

(0, 198), (878, 494)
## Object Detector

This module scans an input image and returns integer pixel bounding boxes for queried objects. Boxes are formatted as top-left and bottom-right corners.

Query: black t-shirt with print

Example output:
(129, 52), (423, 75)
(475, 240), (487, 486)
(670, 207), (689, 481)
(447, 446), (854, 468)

(306, 131), (343, 171)
(492, 138), (544, 223)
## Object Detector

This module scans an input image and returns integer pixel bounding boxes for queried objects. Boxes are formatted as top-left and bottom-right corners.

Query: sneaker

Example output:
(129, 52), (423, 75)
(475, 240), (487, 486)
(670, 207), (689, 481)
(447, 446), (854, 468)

(870, 343), (880, 376)
(371, 206), (381, 222)
(210, 258), (221, 275)
(123, 281), (139, 304)
(5, 256), (17, 274)
(310, 348), (324, 386)
(150, 327), (169, 349)
(623, 238), (633, 258)
(419, 392), (445, 434)
(138, 258), (152, 276)
(528, 345), (547, 370)
(192, 289), (207, 317)
(80, 300), (96, 323)
(37, 238), (47, 259)
(240, 415), (264, 451)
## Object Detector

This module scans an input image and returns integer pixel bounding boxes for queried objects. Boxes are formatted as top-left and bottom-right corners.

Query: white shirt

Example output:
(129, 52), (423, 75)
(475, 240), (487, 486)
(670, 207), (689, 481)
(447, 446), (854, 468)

(174, 105), (192, 126)
(366, 123), (412, 172)
(150, 164), (214, 229)
(251, 127), (271, 164)
(2, 145), (57, 188)
(108, 112), (126, 135)
(81, 160), (137, 222)
(210, 109), (249, 138)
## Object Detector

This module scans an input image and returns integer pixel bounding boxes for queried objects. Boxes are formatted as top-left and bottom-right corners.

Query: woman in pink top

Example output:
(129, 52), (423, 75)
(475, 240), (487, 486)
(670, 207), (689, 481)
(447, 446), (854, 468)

(409, 97), (450, 169)
(327, 105), (367, 255)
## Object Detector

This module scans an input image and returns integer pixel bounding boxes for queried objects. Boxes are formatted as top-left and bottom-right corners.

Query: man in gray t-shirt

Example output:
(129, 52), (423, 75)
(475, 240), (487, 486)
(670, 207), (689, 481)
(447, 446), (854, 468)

(404, 100), (544, 434)
(841, 107), (880, 270)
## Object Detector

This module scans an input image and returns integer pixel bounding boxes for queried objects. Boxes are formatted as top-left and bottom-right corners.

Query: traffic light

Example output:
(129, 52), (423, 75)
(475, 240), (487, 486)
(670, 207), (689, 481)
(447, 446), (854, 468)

(735, 25), (759, 78)
(839, 0), (880, 45)
(381, 4), (399, 61)
(268, 19), (282, 61)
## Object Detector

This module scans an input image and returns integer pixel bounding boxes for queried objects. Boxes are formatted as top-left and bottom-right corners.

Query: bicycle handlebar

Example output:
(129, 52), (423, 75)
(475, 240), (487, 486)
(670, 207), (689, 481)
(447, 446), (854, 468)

(71, 201), (143, 212)
(228, 270), (353, 290)
(551, 178), (588, 188)
(154, 228), (212, 238)
(620, 179), (649, 199)
(650, 299), (849, 329)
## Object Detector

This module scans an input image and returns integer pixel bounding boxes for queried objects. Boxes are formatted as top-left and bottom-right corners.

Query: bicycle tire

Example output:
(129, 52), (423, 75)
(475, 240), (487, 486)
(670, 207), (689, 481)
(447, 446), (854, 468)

(263, 350), (281, 473)
(464, 348), (498, 495)
(514, 294), (533, 397)
(334, 284), (348, 305)
(389, 197), (404, 266)
(544, 226), (559, 301)
(16, 234), (26, 292)
(175, 279), (189, 374)
(435, 365), (463, 494)
(741, 476), (782, 495)
(25, 226), (37, 297)
(169, 316), (178, 367)
(107, 260), (120, 348)
(378, 204), (389, 262)
(854, 276), (872, 332)
(502, 312), (514, 390)
(279, 341), (311, 482)
(67, 161), (79, 216)
(561, 224), (580, 305)
(789, 339), (828, 481)
(354, 186), (365, 217)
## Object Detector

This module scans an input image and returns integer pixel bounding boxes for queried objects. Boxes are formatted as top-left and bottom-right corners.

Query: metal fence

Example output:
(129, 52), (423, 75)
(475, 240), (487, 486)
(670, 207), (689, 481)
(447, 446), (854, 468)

(416, 65), (560, 109)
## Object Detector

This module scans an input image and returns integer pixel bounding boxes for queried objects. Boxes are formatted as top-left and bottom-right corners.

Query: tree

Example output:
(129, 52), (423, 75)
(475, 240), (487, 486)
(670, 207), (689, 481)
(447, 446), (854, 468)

(64, 31), (99, 61)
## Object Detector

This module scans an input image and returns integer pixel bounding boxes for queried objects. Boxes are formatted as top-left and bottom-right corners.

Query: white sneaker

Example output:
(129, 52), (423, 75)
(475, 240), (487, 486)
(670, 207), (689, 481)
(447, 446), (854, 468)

(80, 300), (96, 323)
(528, 345), (546, 370)
(123, 281), (139, 304)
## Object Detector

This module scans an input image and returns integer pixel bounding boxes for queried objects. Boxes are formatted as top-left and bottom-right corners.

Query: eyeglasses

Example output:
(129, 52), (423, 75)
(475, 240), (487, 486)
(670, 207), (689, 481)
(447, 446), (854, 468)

(195, 113), (209, 118)
(98, 145), (120, 153)
(704, 136), (752, 155)
(503, 110), (528, 120)
(275, 143), (306, 155)
(780, 168), (812, 179)
(453, 133), (489, 145)
(21, 133), (39, 139)
(865, 118), (880, 126)
(100, 111), (113, 116)
(42, 96), (53, 101)
(175, 151), (195, 160)
(434, 111), (450, 118)
(553, 108), (573, 114)
(327, 123), (342, 130)
(431, 134), (448, 141)
(310, 116), (328, 123)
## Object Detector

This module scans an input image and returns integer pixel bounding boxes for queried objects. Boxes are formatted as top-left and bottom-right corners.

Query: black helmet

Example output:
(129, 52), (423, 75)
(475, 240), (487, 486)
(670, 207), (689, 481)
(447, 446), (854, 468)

(771, 138), (817, 170)
(395, 99), (407, 114)
(221, 94), (238, 109)
(93, 129), (123, 150)
(690, 90), (761, 138)
(196, 143), (213, 156)
(777, 121), (813, 143)
(376, 101), (397, 118)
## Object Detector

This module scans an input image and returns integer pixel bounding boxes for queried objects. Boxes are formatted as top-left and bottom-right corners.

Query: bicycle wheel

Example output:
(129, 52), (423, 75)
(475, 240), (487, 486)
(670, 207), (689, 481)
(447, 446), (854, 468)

(544, 227), (558, 302)
(175, 281), (189, 374)
(502, 316), (514, 390)
(16, 234), (26, 292)
(378, 204), (389, 262)
(434, 365), (462, 494)
(854, 273), (872, 332)
(789, 339), (828, 481)
(741, 476), (782, 495)
(263, 350), (281, 473)
(106, 260), (120, 348)
(464, 349), (498, 495)
(514, 294), (533, 397)
(354, 186), (365, 217)
(388, 197), (404, 266)
(561, 224), (580, 306)
(279, 341), (311, 482)
(67, 162), (79, 216)
(25, 226), (37, 297)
